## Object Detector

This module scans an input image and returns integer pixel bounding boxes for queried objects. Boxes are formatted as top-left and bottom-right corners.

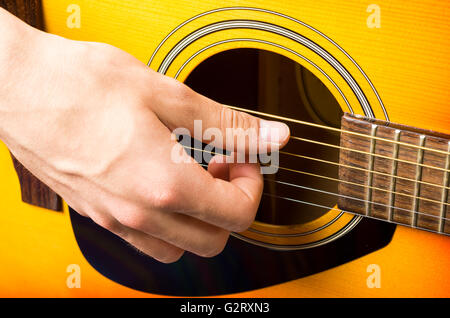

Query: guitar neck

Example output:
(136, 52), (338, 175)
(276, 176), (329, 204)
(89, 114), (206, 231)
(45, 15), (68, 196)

(338, 113), (450, 235)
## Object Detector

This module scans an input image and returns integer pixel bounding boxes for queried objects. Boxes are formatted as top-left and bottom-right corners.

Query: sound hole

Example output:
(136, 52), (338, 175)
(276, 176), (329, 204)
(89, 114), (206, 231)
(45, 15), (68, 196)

(184, 48), (343, 225)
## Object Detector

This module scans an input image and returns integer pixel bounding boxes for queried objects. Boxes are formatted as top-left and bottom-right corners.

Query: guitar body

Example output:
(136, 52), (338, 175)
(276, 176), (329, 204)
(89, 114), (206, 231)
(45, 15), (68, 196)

(1, 0), (449, 297)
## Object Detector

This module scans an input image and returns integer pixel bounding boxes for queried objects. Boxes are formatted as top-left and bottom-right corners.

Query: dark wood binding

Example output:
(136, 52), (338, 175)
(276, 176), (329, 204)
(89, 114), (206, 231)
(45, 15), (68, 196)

(1, 0), (62, 211)
(0, 0), (43, 29)
(11, 155), (62, 211)
(338, 113), (450, 234)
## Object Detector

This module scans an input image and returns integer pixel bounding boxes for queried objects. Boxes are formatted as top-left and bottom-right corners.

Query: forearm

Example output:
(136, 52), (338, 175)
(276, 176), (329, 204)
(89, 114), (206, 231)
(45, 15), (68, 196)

(0, 0), (45, 77)
(0, 7), (39, 56)
(0, 8), (44, 143)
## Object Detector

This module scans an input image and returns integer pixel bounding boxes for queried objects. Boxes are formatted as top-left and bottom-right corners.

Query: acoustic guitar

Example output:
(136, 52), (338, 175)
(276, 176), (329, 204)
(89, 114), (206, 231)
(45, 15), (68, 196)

(0, 0), (449, 297)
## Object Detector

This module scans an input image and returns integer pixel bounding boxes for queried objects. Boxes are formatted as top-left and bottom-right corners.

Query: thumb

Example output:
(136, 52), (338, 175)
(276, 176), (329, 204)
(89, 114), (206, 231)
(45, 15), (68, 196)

(158, 80), (290, 153)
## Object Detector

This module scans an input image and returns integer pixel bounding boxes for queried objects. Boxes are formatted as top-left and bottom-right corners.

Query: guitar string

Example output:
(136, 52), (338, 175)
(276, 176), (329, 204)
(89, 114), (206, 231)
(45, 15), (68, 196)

(260, 192), (449, 237)
(183, 140), (450, 190)
(226, 105), (450, 157)
(196, 162), (450, 224)
(278, 150), (450, 190)
(186, 145), (450, 207)
(263, 178), (450, 222)
(273, 165), (449, 207)
(288, 136), (450, 174)
(204, 134), (450, 174)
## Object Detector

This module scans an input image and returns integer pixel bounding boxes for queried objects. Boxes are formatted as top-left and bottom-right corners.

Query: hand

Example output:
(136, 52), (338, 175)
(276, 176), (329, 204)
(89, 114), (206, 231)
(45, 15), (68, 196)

(0, 9), (290, 263)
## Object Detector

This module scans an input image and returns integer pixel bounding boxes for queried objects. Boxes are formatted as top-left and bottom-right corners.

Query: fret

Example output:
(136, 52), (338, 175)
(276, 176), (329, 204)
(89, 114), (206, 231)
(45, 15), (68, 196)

(365, 124), (378, 216)
(338, 115), (373, 217)
(411, 135), (426, 227)
(439, 142), (450, 233)
(388, 129), (401, 222)
(369, 125), (396, 220)
(391, 130), (420, 226)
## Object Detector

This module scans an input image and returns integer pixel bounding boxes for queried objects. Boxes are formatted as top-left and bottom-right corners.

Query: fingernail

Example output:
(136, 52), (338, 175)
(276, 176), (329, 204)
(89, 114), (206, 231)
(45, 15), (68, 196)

(259, 120), (290, 145)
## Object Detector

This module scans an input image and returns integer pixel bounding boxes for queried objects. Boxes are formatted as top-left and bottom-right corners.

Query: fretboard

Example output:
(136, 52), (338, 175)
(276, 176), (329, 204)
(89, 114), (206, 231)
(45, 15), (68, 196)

(338, 113), (450, 235)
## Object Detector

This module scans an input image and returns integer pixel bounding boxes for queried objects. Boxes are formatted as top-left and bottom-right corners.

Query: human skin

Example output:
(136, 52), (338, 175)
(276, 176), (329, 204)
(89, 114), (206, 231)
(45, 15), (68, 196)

(0, 8), (290, 263)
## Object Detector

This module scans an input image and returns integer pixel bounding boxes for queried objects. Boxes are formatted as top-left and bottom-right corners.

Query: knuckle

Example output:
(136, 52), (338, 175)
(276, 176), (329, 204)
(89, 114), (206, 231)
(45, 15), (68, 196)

(115, 209), (148, 231)
(158, 248), (185, 264)
(167, 78), (194, 102)
(93, 215), (124, 235)
(113, 205), (166, 237)
(219, 107), (258, 132)
(100, 43), (129, 63)
(197, 231), (230, 258)
(219, 107), (234, 132)
(149, 184), (180, 211)
(85, 42), (118, 64)
(133, 177), (180, 211)
(230, 212), (256, 233)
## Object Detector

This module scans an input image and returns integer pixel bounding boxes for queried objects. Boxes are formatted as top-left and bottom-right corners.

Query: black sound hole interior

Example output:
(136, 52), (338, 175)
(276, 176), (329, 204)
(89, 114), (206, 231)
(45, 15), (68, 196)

(184, 48), (342, 225)
(69, 49), (396, 296)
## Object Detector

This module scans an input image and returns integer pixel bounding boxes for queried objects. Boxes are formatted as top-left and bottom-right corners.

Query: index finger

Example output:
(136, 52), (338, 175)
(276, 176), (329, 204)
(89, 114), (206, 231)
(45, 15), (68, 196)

(165, 148), (263, 232)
